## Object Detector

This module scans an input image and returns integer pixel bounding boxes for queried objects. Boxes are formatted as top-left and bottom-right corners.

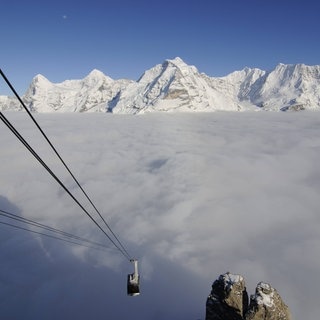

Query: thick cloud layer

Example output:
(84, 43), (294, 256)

(1, 111), (320, 319)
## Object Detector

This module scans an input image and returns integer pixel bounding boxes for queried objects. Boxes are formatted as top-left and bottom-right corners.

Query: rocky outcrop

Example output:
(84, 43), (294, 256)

(245, 282), (291, 320)
(206, 272), (248, 320)
(206, 272), (291, 320)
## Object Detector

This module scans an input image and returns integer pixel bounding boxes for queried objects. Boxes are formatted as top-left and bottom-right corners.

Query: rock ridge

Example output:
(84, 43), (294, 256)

(206, 272), (291, 320)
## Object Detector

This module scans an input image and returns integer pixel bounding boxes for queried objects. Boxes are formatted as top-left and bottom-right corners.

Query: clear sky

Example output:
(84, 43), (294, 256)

(1, 0), (320, 96)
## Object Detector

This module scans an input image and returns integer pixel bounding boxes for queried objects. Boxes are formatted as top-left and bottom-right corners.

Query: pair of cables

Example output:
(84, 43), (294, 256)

(0, 208), (112, 252)
(0, 69), (132, 261)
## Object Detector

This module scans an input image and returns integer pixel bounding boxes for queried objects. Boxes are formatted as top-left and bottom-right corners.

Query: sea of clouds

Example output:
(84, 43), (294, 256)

(1, 111), (320, 319)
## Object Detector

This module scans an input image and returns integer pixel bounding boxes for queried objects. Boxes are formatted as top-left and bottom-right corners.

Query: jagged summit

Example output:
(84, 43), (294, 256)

(20, 69), (132, 112)
(164, 57), (199, 75)
(33, 73), (50, 82)
(86, 68), (107, 77)
(219, 272), (244, 291)
(166, 56), (185, 64)
(206, 272), (291, 320)
(1, 58), (320, 113)
(252, 282), (275, 308)
(84, 69), (113, 83)
(206, 272), (248, 320)
(111, 56), (239, 113)
(31, 74), (52, 89)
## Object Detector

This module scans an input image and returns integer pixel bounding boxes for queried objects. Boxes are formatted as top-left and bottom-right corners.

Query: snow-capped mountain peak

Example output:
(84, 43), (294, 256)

(1, 58), (320, 113)
(112, 56), (236, 114)
(86, 68), (106, 77)
(164, 57), (199, 76)
(33, 74), (51, 85)
(249, 62), (320, 111)
(19, 69), (132, 113)
(29, 74), (53, 94)
(84, 69), (113, 84)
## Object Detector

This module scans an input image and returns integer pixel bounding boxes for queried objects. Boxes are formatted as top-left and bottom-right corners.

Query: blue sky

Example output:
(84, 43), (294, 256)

(1, 0), (320, 95)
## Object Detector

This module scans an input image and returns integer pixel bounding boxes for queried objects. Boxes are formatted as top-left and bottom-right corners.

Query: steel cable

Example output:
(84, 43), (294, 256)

(0, 111), (131, 261)
(0, 208), (113, 250)
(0, 68), (131, 261)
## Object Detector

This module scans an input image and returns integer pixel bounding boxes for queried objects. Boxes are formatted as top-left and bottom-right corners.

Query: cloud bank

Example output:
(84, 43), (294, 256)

(1, 111), (320, 319)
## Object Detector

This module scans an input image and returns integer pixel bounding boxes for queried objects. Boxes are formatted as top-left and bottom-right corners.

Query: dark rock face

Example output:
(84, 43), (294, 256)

(206, 273), (291, 320)
(206, 272), (248, 320)
(245, 282), (291, 320)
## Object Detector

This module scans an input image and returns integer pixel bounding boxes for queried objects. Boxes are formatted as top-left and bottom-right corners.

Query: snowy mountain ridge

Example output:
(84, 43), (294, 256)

(1, 57), (320, 113)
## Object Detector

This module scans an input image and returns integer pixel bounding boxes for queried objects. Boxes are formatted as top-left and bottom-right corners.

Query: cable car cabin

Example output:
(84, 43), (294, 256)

(127, 259), (140, 296)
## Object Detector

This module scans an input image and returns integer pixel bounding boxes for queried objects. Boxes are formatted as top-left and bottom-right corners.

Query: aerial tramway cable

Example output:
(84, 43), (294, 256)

(0, 68), (131, 261)
(1, 70), (140, 295)
(0, 208), (114, 251)
(0, 111), (131, 261)
(0, 220), (109, 252)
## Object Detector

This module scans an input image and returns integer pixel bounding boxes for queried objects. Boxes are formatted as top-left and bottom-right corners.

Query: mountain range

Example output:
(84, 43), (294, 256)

(1, 57), (320, 113)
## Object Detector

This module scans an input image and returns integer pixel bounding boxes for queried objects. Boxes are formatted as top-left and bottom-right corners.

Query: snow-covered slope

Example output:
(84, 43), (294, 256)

(21, 70), (133, 113)
(248, 63), (320, 111)
(0, 95), (19, 111)
(108, 57), (245, 113)
(1, 57), (320, 113)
